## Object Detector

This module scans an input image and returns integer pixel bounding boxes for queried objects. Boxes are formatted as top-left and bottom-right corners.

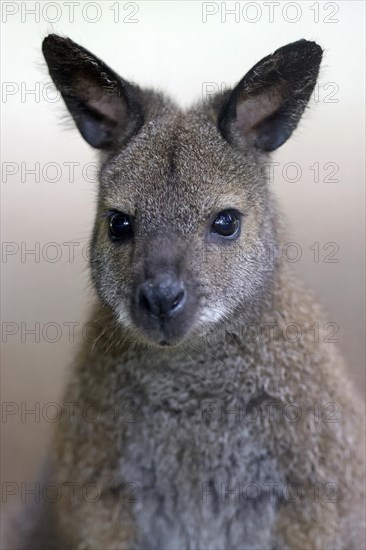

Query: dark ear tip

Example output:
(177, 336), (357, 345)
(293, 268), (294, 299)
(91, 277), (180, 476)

(42, 34), (74, 59)
(300, 39), (323, 60)
(42, 33), (62, 49)
(280, 39), (323, 63)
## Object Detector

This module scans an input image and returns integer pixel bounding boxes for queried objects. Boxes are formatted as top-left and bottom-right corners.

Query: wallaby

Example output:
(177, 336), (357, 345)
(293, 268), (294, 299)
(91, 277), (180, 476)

(7, 35), (365, 550)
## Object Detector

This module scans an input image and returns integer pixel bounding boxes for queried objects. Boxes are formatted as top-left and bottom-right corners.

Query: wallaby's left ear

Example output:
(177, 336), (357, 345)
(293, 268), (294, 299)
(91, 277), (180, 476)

(42, 34), (144, 150)
(218, 39), (323, 152)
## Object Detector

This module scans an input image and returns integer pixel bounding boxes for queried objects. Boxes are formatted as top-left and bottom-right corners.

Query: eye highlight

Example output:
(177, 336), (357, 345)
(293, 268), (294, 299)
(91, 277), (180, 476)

(108, 212), (133, 241)
(211, 210), (240, 239)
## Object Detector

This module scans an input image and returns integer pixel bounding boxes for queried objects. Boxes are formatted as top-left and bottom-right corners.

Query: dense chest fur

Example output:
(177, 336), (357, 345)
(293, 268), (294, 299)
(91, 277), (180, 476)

(122, 394), (283, 550)
(70, 347), (287, 550)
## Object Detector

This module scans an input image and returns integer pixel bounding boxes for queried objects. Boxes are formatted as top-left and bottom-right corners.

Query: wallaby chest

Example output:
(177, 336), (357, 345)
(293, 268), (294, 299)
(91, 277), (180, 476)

(109, 355), (284, 550)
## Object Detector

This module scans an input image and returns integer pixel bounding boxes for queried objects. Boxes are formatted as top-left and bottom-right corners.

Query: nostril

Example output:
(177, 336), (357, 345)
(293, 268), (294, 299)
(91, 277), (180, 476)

(138, 291), (152, 313)
(137, 284), (158, 318)
(170, 289), (186, 312)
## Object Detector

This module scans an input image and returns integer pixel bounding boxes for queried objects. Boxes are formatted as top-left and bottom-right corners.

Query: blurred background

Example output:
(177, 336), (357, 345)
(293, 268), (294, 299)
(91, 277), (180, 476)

(1, 0), (365, 515)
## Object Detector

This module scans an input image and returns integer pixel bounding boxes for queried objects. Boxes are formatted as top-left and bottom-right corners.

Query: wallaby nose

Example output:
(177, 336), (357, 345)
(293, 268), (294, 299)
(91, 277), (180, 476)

(137, 275), (187, 319)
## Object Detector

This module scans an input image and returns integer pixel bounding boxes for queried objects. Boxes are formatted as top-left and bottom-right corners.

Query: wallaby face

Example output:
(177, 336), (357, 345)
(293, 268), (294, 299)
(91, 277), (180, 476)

(91, 119), (277, 347)
(42, 36), (322, 347)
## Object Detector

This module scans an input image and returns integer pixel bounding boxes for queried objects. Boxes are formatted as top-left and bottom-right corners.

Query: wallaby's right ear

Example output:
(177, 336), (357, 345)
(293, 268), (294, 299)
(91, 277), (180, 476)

(217, 40), (323, 152)
(42, 34), (143, 149)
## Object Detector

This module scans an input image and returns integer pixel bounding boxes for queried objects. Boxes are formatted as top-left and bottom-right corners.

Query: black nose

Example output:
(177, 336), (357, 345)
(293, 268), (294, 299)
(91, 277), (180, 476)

(137, 275), (187, 319)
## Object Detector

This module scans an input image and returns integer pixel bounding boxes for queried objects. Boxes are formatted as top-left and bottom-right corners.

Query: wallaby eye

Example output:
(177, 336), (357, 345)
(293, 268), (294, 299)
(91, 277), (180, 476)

(211, 210), (240, 239)
(108, 212), (133, 241)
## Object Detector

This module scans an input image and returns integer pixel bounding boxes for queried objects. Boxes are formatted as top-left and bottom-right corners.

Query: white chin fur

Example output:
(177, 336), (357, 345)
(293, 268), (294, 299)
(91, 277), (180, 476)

(197, 305), (228, 326)
(116, 304), (133, 328)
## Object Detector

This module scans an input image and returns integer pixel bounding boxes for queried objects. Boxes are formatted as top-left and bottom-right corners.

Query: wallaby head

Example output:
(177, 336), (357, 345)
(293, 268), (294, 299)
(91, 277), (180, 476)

(42, 35), (322, 347)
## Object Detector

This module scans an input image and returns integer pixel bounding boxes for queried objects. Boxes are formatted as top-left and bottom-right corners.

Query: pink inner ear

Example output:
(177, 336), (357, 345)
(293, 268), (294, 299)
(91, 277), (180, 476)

(88, 94), (127, 124)
(235, 84), (285, 133)
(75, 75), (127, 125)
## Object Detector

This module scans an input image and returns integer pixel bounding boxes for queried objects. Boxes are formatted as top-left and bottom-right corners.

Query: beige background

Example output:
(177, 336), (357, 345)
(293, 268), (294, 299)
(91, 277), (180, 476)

(1, 1), (365, 513)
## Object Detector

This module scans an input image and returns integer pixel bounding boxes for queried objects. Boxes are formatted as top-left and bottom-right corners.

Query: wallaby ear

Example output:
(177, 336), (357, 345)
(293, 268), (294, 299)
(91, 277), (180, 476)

(218, 40), (323, 152)
(42, 34), (144, 149)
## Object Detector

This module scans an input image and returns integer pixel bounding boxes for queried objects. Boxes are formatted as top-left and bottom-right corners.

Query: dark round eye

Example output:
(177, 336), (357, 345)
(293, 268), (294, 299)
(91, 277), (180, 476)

(211, 210), (240, 238)
(108, 212), (133, 241)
